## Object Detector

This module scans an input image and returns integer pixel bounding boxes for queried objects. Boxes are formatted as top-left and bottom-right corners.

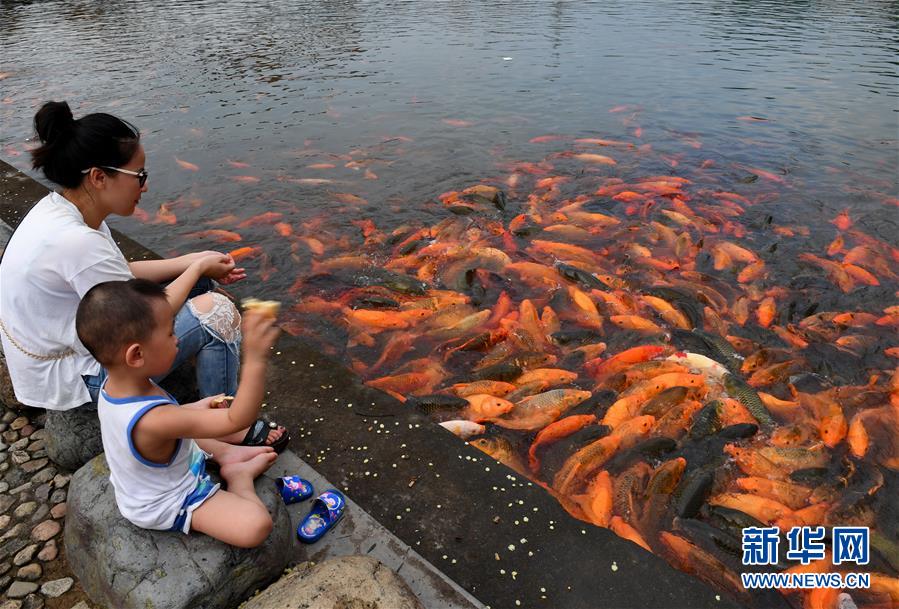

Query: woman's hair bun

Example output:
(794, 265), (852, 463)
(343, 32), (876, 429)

(34, 100), (76, 145)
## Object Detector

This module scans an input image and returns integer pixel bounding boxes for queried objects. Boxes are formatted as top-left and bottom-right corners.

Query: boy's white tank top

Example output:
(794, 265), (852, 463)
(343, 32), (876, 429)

(97, 385), (208, 531)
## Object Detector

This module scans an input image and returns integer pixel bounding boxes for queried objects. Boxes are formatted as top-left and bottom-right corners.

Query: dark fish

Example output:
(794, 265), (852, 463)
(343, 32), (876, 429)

(405, 394), (469, 415)
(690, 400), (723, 438)
(789, 467), (832, 486)
(337, 268), (429, 295)
(551, 329), (604, 346)
(467, 361), (523, 382)
(672, 329), (743, 373)
(673, 518), (742, 564)
(397, 238), (430, 255)
(555, 263), (607, 290)
(641, 386), (689, 417)
(673, 468), (716, 519)
(702, 505), (766, 539)
(829, 461), (884, 520)
(351, 295), (400, 309)
(643, 287), (703, 328)
(723, 373), (775, 430)
(605, 437), (678, 474)
(871, 532), (899, 572)
(539, 424), (611, 481)
(567, 388), (618, 417)
(717, 423), (759, 439)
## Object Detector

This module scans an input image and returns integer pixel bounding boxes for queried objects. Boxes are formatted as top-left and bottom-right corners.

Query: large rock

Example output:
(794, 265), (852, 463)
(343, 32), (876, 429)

(65, 454), (292, 609)
(44, 403), (103, 471)
(242, 556), (425, 609)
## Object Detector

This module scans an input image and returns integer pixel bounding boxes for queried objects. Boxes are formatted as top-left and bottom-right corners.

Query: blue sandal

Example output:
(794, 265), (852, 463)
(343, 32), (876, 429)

(276, 476), (314, 504)
(297, 490), (346, 543)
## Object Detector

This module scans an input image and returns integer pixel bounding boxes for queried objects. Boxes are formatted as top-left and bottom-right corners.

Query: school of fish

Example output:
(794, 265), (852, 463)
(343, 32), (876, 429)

(176, 124), (897, 608)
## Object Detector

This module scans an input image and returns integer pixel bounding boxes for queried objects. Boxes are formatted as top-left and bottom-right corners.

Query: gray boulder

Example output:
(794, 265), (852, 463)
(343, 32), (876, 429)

(241, 556), (425, 609)
(44, 403), (103, 471)
(65, 454), (292, 609)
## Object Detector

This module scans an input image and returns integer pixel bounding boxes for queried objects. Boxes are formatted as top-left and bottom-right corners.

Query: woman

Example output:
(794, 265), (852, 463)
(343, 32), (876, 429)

(0, 101), (287, 465)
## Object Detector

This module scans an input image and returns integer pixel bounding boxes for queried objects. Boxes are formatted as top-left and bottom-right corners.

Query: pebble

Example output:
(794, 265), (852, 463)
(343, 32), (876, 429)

(29, 504), (49, 524)
(18, 426), (33, 439)
(12, 544), (37, 566)
(10, 482), (32, 495)
(0, 481), (8, 493)
(30, 469), (55, 487)
(33, 484), (50, 503)
(27, 429), (45, 442)
(0, 561), (8, 575)
(1, 412), (15, 423)
(0, 575), (11, 592)
(1, 522), (28, 542)
(0, 421), (6, 432)
(36, 540), (57, 562)
(13, 502), (37, 519)
(0, 495), (15, 513)
(40, 577), (73, 598)
(30, 520), (60, 542)
(1, 430), (17, 444)
(9, 417), (26, 431)
(10, 438), (28, 452)
(20, 459), (48, 474)
(0, 601), (18, 609)
(7, 581), (38, 598)
(0, 442), (6, 452)
(51, 473), (69, 488)
(0, 514), (9, 529)
(70, 602), (91, 609)
(50, 503), (66, 519)
(49, 489), (66, 504)
(20, 595), (42, 609)
(16, 562), (41, 581)
(29, 451), (46, 460)
(11, 451), (30, 465)
(25, 441), (43, 453)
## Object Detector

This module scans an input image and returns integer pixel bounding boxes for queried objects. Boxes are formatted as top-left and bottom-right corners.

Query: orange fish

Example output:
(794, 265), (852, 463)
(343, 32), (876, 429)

(586, 345), (671, 380)
(572, 153), (616, 165)
(756, 296), (776, 328)
(228, 246), (262, 261)
(831, 208), (852, 231)
(231, 175), (260, 184)
(442, 118), (473, 128)
(274, 222), (293, 237)
(184, 229), (242, 243)
(226, 160), (250, 168)
(463, 394), (515, 421)
(155, 203), (178, 225)
(175, 157), (199, 171)
(237, 212), (283, 228)
(331, 192), (368, 205)
(709, 492), (793, 525)
(609, 516), (652, 552)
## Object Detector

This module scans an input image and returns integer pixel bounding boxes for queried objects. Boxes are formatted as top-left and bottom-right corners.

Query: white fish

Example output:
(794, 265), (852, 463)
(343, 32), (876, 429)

(439, 420), (486, 440)
(667, 351), (729, 380)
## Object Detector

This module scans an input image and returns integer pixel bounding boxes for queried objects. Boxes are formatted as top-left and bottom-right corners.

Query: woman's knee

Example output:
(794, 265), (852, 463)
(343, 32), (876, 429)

(187, 292), (241, 343)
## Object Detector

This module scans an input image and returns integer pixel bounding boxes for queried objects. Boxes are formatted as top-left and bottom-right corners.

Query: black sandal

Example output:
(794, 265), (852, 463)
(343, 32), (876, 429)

(240, 419), (291, 454)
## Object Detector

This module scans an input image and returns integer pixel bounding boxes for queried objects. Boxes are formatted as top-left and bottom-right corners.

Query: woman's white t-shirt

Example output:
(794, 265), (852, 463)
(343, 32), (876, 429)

(0, 191), (133, 410)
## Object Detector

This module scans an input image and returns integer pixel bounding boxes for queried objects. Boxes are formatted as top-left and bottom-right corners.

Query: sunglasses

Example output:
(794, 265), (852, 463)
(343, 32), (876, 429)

(82, 166), (149, 187)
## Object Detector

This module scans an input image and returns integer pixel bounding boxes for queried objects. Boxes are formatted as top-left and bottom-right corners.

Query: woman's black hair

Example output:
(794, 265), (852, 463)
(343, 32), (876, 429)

(30, 101), (141, 188)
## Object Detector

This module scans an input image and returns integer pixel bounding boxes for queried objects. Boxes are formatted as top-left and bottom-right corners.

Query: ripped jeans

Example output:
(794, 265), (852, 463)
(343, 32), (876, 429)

(83, 278), (241, 402)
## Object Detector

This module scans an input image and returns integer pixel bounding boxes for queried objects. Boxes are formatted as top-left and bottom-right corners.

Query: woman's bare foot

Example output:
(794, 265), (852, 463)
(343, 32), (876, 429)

(220, 451), (278, 483)
(214, 442), (274, 467)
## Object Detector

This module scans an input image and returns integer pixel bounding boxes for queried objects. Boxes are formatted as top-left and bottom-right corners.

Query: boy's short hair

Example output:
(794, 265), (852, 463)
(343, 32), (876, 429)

(76, 279), (169, 366)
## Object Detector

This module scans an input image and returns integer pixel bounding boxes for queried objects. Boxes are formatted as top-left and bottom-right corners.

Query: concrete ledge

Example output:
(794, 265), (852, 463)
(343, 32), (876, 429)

(0, 159), (760, 609)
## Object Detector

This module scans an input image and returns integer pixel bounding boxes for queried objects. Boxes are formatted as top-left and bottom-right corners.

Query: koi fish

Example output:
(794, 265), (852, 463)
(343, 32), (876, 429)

(175, 157), (199, 171)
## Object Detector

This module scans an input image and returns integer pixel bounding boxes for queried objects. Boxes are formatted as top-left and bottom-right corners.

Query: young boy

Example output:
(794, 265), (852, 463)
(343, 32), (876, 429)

(76, 278), (281, 547)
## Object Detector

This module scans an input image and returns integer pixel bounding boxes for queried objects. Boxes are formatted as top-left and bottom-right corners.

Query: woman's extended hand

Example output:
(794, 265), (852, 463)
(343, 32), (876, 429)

(193, 253), (245, 283)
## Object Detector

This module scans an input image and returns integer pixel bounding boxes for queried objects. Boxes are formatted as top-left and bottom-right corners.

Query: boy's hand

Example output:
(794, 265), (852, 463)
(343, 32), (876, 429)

(242, 309), (281, 362)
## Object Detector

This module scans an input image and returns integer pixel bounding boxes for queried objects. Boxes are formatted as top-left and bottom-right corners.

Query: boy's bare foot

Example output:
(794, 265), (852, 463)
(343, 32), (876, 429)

(220, 452), (278, 483)
(214, 443), (274, 466)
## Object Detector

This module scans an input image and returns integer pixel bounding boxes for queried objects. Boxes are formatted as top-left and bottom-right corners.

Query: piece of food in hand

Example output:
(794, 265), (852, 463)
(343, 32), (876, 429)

(241, 298), (281, 317)
(210, 395), (235, 407)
